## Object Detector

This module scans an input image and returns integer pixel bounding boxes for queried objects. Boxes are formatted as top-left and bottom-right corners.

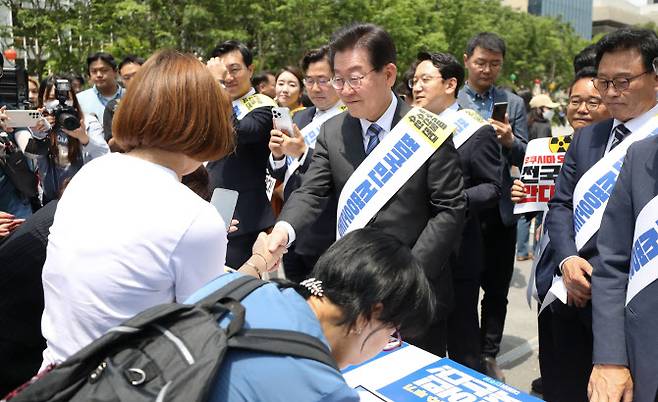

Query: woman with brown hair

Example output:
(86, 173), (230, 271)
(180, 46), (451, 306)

(39, 50), (283, 369)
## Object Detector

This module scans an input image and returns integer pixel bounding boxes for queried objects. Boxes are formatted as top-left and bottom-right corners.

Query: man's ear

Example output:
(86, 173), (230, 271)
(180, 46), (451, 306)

(384, 63), (398, 88)
(445, 77), (458, 96)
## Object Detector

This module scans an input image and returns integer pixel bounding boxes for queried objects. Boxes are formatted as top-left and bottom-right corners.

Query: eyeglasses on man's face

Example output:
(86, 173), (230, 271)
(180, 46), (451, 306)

(303, 77), (331, 88)
(592, 71), (650, 93)
(331, 68), (377, 91)
(568, 97), (602, 111)
(472, 59), (502, 71)
(409, 75), (443, 89)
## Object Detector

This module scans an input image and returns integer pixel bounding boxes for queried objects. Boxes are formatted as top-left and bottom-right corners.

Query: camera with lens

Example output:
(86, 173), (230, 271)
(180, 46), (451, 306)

(46, 79), (80, 131)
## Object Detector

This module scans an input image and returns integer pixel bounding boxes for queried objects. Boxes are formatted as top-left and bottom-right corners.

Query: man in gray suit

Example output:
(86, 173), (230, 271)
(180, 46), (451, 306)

(589, 29), (658, 402)
(592, 137), (658, 402)
(268, 23), (466, 354)
(457, 32), (528, 380)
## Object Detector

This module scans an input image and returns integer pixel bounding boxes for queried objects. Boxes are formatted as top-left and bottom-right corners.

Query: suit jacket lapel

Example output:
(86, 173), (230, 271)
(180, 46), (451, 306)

(340, 114), (366, 169)
(593, 119), (614, 160)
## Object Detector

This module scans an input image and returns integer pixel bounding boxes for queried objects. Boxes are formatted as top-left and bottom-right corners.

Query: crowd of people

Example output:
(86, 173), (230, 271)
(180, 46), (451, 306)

(0, 21), (656, 402)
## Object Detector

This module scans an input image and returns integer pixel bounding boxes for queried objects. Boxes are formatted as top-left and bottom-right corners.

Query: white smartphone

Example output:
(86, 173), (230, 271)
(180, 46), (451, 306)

(272, 106), (295, 135)
(210, 188), (239, 230)
(5, 110), (43, 128)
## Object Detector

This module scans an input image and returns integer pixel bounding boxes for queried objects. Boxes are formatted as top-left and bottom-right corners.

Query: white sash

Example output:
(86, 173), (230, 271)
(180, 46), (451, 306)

(441, 108), (487, 149)
(573, 116), (658, 250)
(232, 93), (276, 121)
(283, 103), (347, 186)
(626, 195), (658, 305)
(336, 107), (455, 239)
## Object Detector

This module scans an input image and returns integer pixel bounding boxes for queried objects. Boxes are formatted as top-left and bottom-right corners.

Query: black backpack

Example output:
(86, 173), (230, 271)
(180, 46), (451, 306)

(5, 275), (337, 402)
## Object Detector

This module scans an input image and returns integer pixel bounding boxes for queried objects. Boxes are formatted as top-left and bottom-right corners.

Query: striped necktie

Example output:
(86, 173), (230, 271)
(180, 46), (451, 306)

(365, 123), (383, 155)
(610, 123), (631, 151)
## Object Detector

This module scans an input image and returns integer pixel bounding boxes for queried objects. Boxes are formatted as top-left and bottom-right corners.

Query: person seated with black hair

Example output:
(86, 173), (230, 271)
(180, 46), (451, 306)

(187, 228), (436, 401)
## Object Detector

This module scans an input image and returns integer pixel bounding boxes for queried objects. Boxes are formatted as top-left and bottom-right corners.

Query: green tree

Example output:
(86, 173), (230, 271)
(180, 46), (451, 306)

(0, 0), (587, 91)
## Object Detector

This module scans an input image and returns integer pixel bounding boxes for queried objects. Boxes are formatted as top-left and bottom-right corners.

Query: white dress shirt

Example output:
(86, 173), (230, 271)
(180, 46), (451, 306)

(40, 152), (227, 367)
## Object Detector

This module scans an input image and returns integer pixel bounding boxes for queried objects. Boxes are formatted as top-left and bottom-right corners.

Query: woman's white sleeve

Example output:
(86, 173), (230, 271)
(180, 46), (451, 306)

(170, 205), (228, 302)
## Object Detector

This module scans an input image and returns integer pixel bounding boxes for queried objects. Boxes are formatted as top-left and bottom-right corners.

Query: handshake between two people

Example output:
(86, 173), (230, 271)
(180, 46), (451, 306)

(243, 228), (290, 278)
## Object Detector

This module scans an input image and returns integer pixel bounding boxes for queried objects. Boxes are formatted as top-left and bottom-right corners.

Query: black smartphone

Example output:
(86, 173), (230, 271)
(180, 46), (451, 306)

(492, 102), (508, 122)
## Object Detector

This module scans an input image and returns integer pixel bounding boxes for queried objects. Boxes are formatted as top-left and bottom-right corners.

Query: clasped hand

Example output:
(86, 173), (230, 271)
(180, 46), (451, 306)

(562, 256), (593, 308)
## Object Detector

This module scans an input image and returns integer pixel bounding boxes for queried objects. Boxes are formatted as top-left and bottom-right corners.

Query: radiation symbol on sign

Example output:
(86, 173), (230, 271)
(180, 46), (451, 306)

(549, 135), (572, 153)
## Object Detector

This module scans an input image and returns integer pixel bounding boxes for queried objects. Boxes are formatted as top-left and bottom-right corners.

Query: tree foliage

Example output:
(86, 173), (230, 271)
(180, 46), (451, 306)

(1, 0), (587, 90)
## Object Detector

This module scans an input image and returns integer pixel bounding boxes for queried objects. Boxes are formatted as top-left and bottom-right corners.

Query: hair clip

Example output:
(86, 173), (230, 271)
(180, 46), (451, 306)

(300, 278), (324, 297)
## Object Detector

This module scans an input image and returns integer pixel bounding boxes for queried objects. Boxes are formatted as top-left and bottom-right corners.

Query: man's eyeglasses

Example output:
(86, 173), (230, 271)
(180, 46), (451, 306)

(568, 97), (602, 111)
(473, 60), (502, 71)
(303, 77), (331, 88)
(331, 68), (377, 90)
(592, 71), (649, 92)
(408, 75), (442, 89)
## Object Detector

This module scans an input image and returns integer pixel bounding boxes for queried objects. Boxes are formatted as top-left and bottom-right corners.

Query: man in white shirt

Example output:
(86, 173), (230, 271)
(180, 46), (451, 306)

(76, 52), (123, 126)
(267, 46), (343, 282)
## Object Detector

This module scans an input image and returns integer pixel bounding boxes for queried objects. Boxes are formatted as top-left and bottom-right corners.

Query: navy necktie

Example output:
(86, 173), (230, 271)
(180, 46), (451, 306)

(365, 123), (383, 155)
(610, 124), (631, 151)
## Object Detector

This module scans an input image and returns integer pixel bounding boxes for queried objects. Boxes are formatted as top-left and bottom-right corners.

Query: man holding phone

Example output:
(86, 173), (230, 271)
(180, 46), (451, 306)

(457, 32), (528, 380)
(267, 46), (344, 282)
(206, 40), (276, 269)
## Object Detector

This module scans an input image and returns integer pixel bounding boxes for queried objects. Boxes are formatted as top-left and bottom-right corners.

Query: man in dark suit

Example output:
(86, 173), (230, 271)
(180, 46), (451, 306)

(0, 200), (56, 394)
(585, 28), (658, 402)
(267, 24), (466, 353)
(591, 136), (658, 402)
(457, 32), (528, 380)
(411, 51), (501, 369)
(541, 28), (658, 402)
(268, 46), (343, 282)
(206, 40), (275, 268)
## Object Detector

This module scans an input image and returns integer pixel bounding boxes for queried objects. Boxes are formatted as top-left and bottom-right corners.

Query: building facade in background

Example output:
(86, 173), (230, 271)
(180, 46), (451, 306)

(528, 0), (593, 39)
(593, 0), (658, 36)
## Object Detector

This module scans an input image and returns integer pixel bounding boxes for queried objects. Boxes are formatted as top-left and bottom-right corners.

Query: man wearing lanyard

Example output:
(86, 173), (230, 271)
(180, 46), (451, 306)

(76, 52), (124, 127)
(268, 24), (466, 353)
(206, 40), (275, 269)
(457, 32), (528, 381)
(268, 46), (343, 283)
